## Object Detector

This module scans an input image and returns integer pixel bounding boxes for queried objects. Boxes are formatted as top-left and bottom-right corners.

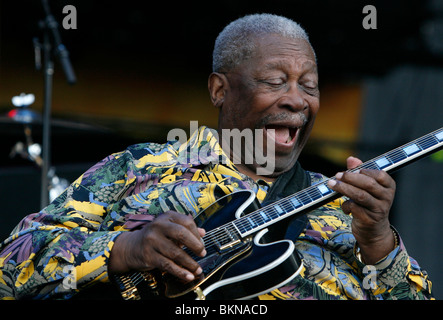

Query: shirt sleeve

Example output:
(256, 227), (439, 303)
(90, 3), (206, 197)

(354, 227), (433, 300)
(0, 151), (132, 299)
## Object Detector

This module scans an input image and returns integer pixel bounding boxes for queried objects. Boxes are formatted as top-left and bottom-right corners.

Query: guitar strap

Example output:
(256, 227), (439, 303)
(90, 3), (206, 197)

(261, 161), (311, 242)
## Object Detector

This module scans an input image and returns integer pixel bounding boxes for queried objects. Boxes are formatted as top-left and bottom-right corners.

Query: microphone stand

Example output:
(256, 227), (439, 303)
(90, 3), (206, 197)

(37, 0), (76, 208)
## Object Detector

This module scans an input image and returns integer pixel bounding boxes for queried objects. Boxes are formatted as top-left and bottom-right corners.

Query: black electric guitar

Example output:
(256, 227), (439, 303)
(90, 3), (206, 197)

(120, 127), (443, 300)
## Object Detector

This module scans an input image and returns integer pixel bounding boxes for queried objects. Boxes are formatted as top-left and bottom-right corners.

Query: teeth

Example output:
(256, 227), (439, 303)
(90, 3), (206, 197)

(286, 135), (291, 143)
(286, 127), (298, 144)
(265, 124), (301, 144)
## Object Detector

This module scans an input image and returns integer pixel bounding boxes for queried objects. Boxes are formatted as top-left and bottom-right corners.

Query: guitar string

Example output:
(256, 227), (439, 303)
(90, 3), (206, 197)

(231, 131), (443, 233)
(197, 130), (443, 247)
(185, 225), (241, 258)
(130, 129), (443, 283)
(190, 130), (443, 254)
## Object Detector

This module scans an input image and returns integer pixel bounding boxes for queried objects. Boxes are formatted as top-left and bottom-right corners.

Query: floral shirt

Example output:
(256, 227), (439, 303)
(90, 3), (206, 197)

(0, 126), (433, 300)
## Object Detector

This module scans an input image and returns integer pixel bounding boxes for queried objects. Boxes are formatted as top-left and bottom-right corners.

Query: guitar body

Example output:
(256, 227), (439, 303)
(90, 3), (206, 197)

(162, 190), (303, 300)
(195, 229), (302, 300)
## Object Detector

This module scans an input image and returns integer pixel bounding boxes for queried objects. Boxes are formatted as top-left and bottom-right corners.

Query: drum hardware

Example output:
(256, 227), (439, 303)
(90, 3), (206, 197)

(8, 93), (70, 203)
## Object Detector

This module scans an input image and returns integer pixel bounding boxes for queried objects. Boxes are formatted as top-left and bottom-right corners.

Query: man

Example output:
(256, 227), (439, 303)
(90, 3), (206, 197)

(0, 14), (433, 300)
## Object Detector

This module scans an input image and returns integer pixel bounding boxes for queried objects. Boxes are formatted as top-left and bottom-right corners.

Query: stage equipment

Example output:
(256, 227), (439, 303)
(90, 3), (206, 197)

(34, 0), (76, 208)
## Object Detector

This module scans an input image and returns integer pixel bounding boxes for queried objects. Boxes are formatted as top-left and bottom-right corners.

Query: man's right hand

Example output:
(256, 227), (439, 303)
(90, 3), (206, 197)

(108, 211), (206, 282)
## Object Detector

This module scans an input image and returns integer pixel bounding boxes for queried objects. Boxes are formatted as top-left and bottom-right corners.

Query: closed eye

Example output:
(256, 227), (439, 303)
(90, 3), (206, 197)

(299, 81), (319, 96)
(258, 78), (286, 88)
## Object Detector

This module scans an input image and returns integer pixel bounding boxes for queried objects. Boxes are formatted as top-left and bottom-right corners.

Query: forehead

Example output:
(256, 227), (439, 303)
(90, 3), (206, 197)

(246, 34), (317, 73)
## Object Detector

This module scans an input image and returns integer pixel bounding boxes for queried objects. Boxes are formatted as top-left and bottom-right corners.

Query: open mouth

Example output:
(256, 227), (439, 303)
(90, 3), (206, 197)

(264, 124), (299, 145)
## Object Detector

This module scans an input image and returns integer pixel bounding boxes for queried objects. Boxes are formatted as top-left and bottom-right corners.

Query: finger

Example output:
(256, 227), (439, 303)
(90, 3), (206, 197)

(359, 169), (396, 190)
(155, 253), (200, 282)
(329, 177), (375, 209)
(346, 156), (363, 170)
(341, 199), (357, 216)
(333, 170), (392, 201)
(198, 227), (206, 238)
(142, 223), (204, 281)
(156, 237), (203, 277)
(162, 212), (206, 257)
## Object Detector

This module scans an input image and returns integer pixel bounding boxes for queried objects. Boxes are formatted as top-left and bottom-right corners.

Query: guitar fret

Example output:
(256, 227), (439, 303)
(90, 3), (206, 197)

(289, 197), (301, 209)
(375, 156), (391, 169)
(267, 208), (279, 220)
(317, 183), (333, 196)
(417, 135), (438, 149)
(308, 187), (322, 201)
(298, 192), (311, 205)
(387, 148), (407, 163)
(233, 220), (248, 235)
(275, 204), (284, 215)
(232, 128), (443, 239)
(260, 210), (271, 222)
(362, 161), (379, 170)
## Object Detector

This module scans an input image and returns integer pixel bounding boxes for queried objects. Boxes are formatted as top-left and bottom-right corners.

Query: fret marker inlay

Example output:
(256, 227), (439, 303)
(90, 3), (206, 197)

(403, 144), (420, 156)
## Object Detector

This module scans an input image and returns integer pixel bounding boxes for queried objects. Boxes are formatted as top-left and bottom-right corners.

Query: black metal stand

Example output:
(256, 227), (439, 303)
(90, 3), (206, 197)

(37, 0), (76, 208)
(40, 30), (53, 208)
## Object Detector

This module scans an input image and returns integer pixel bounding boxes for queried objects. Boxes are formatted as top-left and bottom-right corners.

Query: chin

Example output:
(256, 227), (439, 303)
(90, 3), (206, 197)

(254, 153), (299, 178)
(275, 157), (298, 175)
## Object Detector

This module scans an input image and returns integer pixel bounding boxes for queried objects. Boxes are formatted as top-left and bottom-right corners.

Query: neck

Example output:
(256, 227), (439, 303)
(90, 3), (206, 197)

(235, 163), (277, 183)
(216, 127), (288, 182)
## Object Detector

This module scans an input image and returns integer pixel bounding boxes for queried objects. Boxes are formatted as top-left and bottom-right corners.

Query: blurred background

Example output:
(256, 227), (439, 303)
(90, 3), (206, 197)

(1, 0), (442, 298)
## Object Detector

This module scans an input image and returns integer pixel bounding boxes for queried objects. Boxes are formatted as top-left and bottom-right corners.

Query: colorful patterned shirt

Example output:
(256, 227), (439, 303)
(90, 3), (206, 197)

(0, 126), (433, 300)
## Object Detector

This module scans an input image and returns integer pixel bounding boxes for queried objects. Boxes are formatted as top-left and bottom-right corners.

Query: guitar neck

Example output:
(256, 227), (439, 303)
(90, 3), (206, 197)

(232, 127), (443, 238)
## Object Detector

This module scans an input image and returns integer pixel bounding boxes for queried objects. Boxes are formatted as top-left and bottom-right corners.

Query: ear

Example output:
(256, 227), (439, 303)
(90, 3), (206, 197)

(208, 72), (228, 109)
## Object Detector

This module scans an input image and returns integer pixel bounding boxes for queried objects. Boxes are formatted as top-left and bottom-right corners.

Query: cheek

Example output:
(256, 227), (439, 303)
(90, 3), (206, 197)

(311, 98), (320, 114)
(226, 91), (271, 125)
(299, 98), (320, 141)
(305, 96), (320, 119)
(246, 90), (280, 118)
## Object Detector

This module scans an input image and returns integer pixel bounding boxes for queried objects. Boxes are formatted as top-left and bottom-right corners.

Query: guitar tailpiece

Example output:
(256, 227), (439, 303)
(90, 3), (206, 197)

(113, 273), (141, 300)
(113, 271), (161, 299)
(194, 287), (206, 300)
(141, 271), (160, 295)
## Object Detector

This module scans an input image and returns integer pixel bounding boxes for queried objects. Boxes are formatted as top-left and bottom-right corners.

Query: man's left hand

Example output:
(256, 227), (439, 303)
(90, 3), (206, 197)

(327, 156), (397, 264)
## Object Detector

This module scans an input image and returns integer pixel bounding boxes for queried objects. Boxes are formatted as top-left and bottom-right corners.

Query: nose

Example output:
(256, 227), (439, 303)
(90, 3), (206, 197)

(277, 82), (308, 112)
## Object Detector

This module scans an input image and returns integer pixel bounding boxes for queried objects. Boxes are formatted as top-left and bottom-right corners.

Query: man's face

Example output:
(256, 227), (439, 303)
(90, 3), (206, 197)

(215, 34), (320, 177)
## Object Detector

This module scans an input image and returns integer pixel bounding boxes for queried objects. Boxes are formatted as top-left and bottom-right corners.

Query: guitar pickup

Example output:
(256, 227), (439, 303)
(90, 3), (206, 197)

(219, 239), (241, 251)
(212, 226), (245, 252)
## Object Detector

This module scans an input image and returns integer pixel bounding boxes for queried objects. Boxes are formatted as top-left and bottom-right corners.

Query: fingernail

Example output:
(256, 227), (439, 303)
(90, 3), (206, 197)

(196, 267), (203, 275)
(335, 172), (343, 179)
(186, 273), (195, 281)
(327, 179), (337, 188)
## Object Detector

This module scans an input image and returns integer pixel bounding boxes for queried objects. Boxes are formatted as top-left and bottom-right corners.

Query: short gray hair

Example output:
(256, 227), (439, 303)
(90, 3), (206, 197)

(212, 13), (314, 72)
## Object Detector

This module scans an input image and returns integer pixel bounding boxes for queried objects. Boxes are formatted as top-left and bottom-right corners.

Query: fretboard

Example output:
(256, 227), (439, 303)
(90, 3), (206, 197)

(231, 127), (443, 238)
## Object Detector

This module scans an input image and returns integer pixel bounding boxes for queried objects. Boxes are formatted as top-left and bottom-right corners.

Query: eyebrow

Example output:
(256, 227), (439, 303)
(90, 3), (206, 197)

(261, 59), (318, 76)
(262, 60), (288, 71)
